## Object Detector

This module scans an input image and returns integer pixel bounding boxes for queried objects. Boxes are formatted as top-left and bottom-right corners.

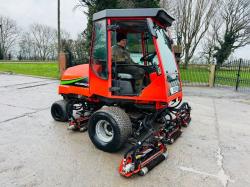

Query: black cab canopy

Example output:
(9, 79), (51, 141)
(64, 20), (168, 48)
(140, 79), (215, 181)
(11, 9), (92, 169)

(93, 8), (175, 27)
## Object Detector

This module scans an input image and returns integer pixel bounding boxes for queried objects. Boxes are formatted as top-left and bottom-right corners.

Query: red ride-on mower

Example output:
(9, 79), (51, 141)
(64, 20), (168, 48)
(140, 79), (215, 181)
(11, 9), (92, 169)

(51, 8), (191, 177)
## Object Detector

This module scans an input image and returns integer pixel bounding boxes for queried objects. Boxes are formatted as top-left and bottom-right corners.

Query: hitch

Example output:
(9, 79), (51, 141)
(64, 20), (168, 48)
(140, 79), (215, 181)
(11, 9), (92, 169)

(68, 116), (89, 132)
(67, 100), (91, 132)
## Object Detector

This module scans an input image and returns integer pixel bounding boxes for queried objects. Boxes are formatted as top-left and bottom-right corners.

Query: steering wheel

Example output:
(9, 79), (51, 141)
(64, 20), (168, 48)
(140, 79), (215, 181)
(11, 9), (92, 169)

(140, 52), (157, 62)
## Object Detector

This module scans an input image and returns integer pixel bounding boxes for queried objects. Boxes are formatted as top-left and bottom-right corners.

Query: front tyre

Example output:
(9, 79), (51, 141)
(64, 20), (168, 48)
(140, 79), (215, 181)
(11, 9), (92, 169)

(88, 106), (132, 152)
(51, 100), (70, 122)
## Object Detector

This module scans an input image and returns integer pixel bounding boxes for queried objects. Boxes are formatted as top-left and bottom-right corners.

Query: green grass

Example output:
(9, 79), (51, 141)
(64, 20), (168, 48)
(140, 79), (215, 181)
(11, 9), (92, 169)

(215, 69), (250, 87)
(0, 62), (59, 78)
(179, 65), (250, 87)
(180, 66), (209, 85)
(0, 62), (249, 88)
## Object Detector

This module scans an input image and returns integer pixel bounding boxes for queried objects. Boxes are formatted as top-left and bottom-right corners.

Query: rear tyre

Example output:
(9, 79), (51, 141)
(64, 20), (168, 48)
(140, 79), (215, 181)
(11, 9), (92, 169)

(88, 106), (132, 152)
(51, 100), (70, 122)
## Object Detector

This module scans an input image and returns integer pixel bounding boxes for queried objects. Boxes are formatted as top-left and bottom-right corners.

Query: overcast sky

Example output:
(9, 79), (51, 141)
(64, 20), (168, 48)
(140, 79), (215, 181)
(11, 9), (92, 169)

(0, 0), (249, 59)
(0, 0), (87, 38)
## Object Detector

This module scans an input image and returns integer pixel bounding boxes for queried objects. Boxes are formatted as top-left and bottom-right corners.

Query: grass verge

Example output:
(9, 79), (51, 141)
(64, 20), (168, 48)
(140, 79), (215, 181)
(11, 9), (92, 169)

(0, 63), (58, 79)
(0, 63), (249, 88)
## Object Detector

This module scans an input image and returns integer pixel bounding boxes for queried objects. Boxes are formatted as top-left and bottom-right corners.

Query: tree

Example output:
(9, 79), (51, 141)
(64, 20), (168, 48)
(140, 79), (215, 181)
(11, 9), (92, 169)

(160, 0), (175, 15)
(76, 0), (118, 53)
(29, 23), (57, 60)
(213, 0), (250, 66)
(168, 0), (219, 68)
(201, 19), (221, 64)
(76, 0), (160, 54)
(160, 0), (219, 66)
(72, 33), (88, 63)
(18, 28), (70, 60)
(0, 15), (19, 60)
(60, 32), (88, 65)
(118, 0), (159, 8)
(18, 32), (34, 60)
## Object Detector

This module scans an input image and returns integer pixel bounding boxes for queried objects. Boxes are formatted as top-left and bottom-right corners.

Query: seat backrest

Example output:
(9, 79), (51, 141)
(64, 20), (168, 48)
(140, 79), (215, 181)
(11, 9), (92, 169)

(117, 73), (133, 79)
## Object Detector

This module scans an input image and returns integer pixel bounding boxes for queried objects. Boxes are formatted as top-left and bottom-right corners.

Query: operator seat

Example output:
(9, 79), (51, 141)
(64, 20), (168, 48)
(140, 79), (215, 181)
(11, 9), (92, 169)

(111, 64), (135, 95)
(117, 73), (133, 79)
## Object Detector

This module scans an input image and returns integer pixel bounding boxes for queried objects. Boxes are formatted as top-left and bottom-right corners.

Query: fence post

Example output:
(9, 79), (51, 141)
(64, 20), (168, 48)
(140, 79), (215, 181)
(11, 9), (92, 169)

(59, 52), (66, 79)
(209, 64), (216, 87)
(235, 59), (242, 91)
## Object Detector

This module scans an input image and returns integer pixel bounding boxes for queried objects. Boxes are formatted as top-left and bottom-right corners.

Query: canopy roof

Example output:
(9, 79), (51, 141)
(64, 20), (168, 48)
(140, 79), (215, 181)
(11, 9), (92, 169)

(93, 8), (175, 26)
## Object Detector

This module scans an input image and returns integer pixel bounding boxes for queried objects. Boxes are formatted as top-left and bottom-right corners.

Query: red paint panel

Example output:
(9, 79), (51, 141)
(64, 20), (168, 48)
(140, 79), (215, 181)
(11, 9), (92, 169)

(59, 85), (91, 97)
(61, 64), (89, 81)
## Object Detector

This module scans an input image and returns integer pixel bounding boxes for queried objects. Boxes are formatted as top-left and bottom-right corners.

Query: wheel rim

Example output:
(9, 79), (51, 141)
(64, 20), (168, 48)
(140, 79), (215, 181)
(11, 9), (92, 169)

(95, 120), (114, 143)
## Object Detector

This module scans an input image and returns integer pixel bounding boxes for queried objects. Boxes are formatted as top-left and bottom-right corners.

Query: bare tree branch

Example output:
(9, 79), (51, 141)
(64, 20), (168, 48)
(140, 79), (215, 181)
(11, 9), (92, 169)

(164, 0), (219, 67)
(0, 15), (19, 59)
(213, 0), (250, 65)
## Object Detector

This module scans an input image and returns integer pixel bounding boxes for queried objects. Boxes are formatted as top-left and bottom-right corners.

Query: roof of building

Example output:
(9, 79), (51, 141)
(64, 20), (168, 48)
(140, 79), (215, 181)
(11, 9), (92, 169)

(93, 8), (175, 26)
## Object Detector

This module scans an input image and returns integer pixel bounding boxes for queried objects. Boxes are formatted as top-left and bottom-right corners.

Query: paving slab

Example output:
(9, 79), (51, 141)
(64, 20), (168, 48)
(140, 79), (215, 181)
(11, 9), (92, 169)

(0, 74), (51, 88)
(0, 74), (250, 187)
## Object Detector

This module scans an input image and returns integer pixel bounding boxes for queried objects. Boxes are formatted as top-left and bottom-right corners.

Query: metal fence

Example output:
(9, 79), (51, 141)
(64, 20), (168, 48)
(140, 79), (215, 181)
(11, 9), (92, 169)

(179, 63), (210, 87)
(214, 59), (250, 92)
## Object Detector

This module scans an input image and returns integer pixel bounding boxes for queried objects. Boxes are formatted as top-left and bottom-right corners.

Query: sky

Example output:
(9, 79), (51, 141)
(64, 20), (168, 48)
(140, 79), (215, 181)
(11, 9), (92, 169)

(0, 0), (87, 38)
(0, 0), (249, 59)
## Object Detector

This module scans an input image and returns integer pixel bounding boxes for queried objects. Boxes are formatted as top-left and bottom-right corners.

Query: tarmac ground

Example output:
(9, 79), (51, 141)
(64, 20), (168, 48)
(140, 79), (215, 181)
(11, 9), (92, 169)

(0, 73), (250, 187)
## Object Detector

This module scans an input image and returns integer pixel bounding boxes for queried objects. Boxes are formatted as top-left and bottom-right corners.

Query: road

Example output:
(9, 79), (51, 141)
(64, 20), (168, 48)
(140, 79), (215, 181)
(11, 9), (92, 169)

(0, 73), (250, 187)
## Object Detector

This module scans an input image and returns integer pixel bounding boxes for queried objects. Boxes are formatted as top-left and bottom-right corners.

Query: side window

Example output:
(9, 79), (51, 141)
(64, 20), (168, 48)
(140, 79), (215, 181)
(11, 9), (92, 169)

(111, 32), (143, 64)
(91, 19), (107, 79)
(146, 34), (155, 53)
(145, 33), (159, 65)
(126, 33), (142, 64)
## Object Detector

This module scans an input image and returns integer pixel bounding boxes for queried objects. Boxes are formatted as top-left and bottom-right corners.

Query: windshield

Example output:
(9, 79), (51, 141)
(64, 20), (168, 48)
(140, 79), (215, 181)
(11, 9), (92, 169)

(155, 28), (178, 78)
(155, 28), (180, 94)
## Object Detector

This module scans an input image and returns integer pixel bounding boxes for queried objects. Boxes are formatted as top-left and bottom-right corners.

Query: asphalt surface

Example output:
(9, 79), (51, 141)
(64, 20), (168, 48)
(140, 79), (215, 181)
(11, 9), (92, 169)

(0, 73), (250, 187)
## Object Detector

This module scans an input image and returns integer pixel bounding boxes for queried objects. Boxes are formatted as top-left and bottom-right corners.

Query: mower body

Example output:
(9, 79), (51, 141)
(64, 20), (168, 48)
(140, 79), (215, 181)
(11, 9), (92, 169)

(59, 8), (182, 109)
(51, 9), (191, 157)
